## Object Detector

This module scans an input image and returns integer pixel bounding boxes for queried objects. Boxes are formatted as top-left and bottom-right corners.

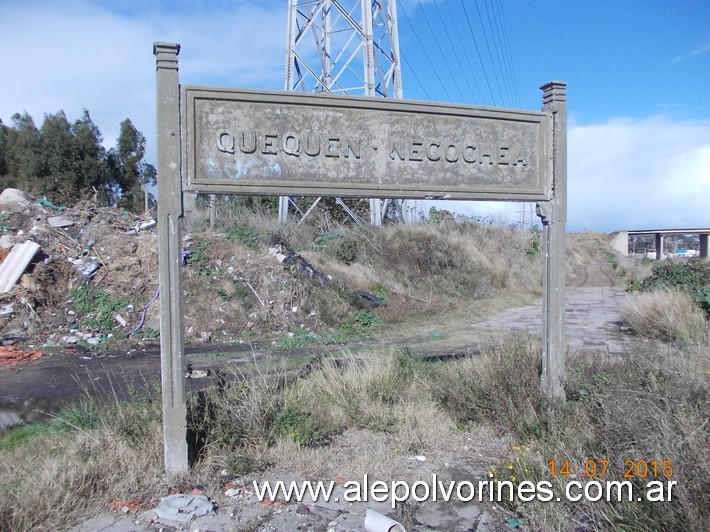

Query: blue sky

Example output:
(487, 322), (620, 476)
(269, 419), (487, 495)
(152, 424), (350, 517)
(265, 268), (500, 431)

(1, 0), (708, 231)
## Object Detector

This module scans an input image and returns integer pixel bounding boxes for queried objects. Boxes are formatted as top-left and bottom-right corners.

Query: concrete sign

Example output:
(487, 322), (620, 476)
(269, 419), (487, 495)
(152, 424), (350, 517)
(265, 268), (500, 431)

(154, 42), (567, 474)
(182, 87), (550, 201)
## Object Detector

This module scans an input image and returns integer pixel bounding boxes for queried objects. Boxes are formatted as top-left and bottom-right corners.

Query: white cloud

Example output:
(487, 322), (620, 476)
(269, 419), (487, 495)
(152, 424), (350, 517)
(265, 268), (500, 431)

(670, 36), (710, 63)
(569, 117), (710, 231)
(0, 0), (286, 159)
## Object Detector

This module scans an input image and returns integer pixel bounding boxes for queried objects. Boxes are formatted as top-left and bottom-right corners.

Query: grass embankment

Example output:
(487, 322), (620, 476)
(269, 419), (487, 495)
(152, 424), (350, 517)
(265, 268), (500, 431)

(2, 333), (707, 530)
(177, 207), (544, 345)
(3, 222), (708, 530)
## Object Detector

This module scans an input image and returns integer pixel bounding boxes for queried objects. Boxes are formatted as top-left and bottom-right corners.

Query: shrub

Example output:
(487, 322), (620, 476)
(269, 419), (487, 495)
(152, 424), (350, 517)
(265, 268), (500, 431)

(640, 259), (710, 315)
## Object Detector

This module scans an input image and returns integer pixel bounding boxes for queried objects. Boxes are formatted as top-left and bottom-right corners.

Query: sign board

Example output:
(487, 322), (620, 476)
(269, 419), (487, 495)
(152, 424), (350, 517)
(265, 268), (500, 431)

(181, 87), (550, 201)
(154, 42), (567, 475)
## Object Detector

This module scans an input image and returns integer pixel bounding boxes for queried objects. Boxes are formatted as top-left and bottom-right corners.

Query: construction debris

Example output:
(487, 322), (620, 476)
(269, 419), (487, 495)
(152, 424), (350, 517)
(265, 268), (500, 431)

(0, 241), (40, 293)
(46, 216), (74, 228)
(153, 494), (214, 525)
(0, 345), (44, 367)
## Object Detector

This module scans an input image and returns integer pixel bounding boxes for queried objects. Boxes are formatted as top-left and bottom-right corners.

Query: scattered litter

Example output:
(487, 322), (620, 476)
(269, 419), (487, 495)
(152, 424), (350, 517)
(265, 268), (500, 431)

(46, 215), (73, 228)
(82, 239), (96, 256)
(281, 251), (330, 287)
(1, 335), (25, 346)
(35, 197), (65, 211)
(154, 494), (214, 525)
(115, 314), (128, 328)
(0, 345), (44, 367)
(186, 369), (209, 379)
(125, 219), (156, 235)
(352, 290), (384, 308)
(364, 509), (406, 532)
(0, 240), (40, 293)
(67, 257), (100, 278)
(109, 498), (149, 514)
(408, 455), (427, 462)
(0, 304), (13, 316)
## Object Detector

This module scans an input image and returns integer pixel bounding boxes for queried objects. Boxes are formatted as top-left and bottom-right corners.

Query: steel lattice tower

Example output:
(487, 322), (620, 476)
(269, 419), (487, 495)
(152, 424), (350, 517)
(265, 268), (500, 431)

(279, 0), (416, 225)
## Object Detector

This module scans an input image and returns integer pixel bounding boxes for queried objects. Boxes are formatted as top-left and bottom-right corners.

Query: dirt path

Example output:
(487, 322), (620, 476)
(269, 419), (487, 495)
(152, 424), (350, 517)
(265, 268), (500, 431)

(401, 260), (637, 359)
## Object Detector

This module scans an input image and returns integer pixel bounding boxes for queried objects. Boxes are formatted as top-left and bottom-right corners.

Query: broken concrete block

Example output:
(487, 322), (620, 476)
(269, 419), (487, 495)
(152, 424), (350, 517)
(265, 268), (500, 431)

(47, 216), (74, 228)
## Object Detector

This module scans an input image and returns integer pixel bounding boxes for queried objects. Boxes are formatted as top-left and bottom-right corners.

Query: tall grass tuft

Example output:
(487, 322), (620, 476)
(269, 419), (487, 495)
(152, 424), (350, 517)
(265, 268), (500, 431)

(622, 288), (709, 344)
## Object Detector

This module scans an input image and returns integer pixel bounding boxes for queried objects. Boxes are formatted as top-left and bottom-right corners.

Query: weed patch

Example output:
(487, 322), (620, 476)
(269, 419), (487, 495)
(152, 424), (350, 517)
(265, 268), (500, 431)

(70, 285), (132, 333)
(0, 423), (49, 452)
(226, 223), (260, 250)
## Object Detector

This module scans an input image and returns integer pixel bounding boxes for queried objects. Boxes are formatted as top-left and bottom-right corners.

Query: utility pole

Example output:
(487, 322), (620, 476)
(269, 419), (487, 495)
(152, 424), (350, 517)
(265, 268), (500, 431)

(281, 0), (416, 225)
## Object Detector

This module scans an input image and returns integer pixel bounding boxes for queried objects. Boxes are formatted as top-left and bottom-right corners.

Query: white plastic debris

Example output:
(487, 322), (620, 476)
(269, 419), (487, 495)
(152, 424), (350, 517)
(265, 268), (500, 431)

(0, 241), (40, 293)
(364, 509), (407, 532)
(115, 314), (128, 328)
(154, 494), (214, 525)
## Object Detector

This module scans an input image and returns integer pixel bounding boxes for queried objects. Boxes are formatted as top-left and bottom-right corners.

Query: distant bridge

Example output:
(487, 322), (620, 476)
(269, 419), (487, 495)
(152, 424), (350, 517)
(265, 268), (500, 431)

(611, 228), (710, 260)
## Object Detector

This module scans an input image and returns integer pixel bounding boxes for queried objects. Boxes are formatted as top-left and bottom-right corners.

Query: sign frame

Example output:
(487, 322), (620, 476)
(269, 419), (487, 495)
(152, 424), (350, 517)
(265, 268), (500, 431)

(154, 42), (567, 474)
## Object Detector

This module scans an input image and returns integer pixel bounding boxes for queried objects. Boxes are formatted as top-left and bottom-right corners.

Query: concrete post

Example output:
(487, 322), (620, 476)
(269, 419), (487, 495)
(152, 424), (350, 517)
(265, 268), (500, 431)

(154, 42), (189, 473)
(699, 234), (708, 259)
(538, 81), (567, 400)
(370, 198), (382, 226)
(278, 196), (289, 223)
(655, 233), (664, 260)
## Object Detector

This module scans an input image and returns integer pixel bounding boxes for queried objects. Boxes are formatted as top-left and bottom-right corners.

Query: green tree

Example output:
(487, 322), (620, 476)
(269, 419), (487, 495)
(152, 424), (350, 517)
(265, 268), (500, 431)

(36, 111), (76, 202)
(71, 110), (114, 204)
(113, 118), (156, 213)
(0, 119), (8, 178)
(2, 112), (42, 191)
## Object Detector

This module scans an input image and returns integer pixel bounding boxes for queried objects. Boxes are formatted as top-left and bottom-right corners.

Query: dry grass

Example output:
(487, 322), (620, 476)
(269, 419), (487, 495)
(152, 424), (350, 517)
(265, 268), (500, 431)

(2, 333), (708, 530)
(622, 288), (709, 344)
(0, 399), (166, 530)
(179, 201), (544, 344)
(7, 212), (707, 530)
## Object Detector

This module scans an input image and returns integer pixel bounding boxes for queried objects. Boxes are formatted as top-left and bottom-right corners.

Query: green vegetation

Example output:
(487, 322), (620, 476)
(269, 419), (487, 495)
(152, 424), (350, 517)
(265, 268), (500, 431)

(70, 284), (132, 333)
(638, 258), (710, 315)
(226, 223), (260, 250)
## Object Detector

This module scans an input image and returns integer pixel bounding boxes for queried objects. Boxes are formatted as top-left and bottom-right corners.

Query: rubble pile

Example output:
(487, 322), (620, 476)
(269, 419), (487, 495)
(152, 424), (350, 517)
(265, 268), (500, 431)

(0, 188), (346, 352)
(0, 188), (159, 349)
